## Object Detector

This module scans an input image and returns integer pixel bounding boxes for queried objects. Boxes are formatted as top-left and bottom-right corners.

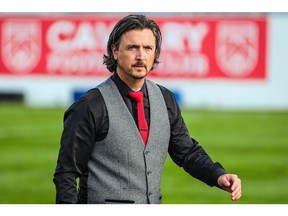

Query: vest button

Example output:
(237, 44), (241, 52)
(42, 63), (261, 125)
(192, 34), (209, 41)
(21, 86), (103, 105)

(147, 171), (152, 175)
(145, 151), (150, 155)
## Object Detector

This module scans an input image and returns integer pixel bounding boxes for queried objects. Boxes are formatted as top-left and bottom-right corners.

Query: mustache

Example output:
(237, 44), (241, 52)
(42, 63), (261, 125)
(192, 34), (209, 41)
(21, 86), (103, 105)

(132, 62), (147, 68)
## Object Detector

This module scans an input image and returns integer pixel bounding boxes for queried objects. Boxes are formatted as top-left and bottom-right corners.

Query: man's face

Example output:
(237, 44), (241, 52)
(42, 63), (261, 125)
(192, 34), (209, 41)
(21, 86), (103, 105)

(112, 29), (156, 81)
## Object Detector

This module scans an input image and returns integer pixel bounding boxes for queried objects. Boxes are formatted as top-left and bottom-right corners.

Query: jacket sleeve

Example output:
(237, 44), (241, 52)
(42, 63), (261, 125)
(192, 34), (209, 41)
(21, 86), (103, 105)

(53, 97), (97, 204)
(161, 87), (227, 187)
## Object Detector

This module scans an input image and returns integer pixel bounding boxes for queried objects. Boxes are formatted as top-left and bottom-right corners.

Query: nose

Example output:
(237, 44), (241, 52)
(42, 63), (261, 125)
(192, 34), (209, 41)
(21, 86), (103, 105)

(136, 48), (145, 60)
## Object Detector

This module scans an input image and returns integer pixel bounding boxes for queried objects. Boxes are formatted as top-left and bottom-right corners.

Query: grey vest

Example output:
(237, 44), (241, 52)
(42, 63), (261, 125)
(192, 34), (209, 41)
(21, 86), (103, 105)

(87, 78), (170, 204)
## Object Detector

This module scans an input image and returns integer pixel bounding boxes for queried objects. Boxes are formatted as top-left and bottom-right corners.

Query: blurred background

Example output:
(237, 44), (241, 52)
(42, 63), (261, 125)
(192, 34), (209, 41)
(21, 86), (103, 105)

(0, 12), (287, 204)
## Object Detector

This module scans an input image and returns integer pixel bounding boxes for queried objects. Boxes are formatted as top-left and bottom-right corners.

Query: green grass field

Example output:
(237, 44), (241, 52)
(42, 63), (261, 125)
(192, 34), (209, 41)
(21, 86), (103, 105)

(0, 103), (287, 204)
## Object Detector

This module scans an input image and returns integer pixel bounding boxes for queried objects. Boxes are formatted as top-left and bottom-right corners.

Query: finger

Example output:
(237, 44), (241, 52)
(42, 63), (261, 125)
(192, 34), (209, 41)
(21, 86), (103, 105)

(223, 179), (231, 187)
(231, 185), (242, 201)
(218, 175), (231, 187)
(230, 176), (241, 191)
(231, 181), (241, 196)
(231, 180), (240, 191)
(231, 189), (242, 201)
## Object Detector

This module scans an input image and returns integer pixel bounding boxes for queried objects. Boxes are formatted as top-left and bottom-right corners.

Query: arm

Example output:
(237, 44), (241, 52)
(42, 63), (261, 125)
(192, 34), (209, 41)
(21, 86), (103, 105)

(168, 116), (227, 187)
(53, 98), (95, 203)
(53, 90), (107, 204)
(159, 87), (227, 187)
(164, 89), (242, 200)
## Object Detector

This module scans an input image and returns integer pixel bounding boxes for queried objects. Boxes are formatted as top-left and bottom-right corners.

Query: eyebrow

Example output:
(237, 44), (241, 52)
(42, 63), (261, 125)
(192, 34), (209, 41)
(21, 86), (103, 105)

(127, 44), (139, 48)
(126, 44), (154, 49)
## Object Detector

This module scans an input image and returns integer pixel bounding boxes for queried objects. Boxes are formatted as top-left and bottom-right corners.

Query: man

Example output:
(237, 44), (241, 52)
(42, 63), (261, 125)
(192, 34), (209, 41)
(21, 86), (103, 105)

(53, 14), (242, 204)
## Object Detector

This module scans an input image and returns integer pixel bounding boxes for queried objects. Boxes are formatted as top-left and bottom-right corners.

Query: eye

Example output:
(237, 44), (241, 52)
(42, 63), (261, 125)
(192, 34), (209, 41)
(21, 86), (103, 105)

(127, 45), (137, 51)
(144, 46), (153, 51)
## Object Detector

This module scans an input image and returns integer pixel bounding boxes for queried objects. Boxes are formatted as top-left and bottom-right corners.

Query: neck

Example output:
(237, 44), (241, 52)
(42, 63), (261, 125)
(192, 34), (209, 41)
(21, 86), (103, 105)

(117, 72), (145, 91)
(130, 87), (142, 92)
(127, 81), (144, 92)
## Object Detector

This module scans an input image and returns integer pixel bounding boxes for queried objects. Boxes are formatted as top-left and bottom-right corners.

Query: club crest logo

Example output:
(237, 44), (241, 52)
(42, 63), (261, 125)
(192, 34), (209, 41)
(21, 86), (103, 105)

(1, 19), (41, 74)
(216, 21), (259, 77)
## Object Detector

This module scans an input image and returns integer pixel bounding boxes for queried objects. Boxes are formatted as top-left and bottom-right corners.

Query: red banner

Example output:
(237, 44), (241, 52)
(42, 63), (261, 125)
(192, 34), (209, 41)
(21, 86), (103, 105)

(0, 15), (267, 79)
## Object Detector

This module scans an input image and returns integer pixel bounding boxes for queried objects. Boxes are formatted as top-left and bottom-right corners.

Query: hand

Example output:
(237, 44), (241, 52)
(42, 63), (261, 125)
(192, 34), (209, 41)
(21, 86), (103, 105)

(217, 174), (242, 201)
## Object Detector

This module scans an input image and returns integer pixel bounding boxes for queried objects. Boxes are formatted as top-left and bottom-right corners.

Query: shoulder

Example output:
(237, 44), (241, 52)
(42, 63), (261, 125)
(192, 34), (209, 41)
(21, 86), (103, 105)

(65, 87), (105, 116)
(81, 87), (103, 102)
(80, 78), (112, 104)
(146, 80), (175, 98)
(146, 79), (179, 108)
(156, 83), (178, 106)
(156, 84), (174, 97)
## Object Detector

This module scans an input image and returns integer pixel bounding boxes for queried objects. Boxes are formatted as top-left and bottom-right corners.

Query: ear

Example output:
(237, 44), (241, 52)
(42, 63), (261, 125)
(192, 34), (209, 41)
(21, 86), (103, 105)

(111, 44), (118, 60)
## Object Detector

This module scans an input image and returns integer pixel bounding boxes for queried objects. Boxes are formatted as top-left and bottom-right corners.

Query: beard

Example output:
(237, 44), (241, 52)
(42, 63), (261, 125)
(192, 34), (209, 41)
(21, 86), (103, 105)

(118, 62), (151, 80)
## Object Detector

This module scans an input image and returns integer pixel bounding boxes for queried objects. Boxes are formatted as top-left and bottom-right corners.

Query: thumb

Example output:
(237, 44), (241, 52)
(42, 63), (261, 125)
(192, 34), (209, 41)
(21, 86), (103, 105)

(218, 174), (231, 188)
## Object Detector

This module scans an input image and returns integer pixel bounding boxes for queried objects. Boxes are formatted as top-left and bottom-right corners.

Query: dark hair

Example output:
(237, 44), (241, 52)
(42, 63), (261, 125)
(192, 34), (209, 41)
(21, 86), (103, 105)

(103, 14), (162, 72)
